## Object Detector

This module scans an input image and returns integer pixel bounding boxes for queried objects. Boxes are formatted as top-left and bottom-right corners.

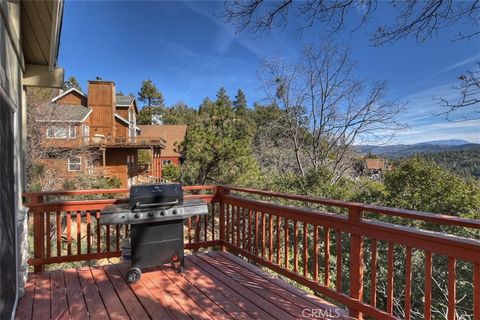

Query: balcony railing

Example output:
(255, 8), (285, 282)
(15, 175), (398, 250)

(23, 185), (480, 319)
(84, 136), (165, 148)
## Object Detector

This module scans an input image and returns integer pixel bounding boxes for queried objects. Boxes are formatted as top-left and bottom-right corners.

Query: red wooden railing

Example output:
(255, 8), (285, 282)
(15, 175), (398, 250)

(23, 185), (480, 320)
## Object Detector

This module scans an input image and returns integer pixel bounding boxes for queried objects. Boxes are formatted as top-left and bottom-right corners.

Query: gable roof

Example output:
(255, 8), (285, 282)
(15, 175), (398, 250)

(35, 104), (92, 122)
(364, 159), (386, 170)
(51, 87), (87, 102)
(137, 125), (187, 157)
(116, 95), (135, 106)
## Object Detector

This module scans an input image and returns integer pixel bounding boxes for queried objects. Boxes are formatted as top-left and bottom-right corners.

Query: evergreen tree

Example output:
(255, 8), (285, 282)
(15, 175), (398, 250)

(137, 79), (165, 124)
(179, 88), (260, 185)
(233, 89), (248, 115)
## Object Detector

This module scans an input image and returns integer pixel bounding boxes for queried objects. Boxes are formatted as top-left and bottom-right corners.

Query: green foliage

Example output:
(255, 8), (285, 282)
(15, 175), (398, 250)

(412, 147), (480, 178)
(138, 79), (164, 108)
(138, 150), (151, 165)
(383, 157), (480, 218)
(137, 79), (165, 125)
(162, 102), (197, 125)
(162, 164), (181, 182)
(63, 175), (122, 191)
(233, 89), (247, 115)
(180, 88), (260, 186)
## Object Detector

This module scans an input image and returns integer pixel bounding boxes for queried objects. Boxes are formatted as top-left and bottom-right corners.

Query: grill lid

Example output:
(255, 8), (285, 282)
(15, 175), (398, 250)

(129, 183), (183, 210)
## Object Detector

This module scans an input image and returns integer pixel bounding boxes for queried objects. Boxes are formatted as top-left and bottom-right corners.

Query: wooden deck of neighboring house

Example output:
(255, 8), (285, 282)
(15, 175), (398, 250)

(16, 252), (349, 320)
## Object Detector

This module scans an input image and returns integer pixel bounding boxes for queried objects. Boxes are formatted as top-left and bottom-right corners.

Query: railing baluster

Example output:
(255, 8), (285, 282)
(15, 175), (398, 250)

(195, 215), (200, 244)
(106, 225), (111, 252)
(294, 221), (298, 273)
(425, 251), (432, 320)
(66, 211), (72, 255)
(387, 242), (394, 314)
(276, 216), (281, 265)
(115, 225), (120, 251)
(211, 203), (215, 242)
(336, 230), (342, 292)
(76, 212), (82, 255)
(188, 217), (192, 244)
(86, 211), (91, 254)
(448, 257), (456, 320)
(405, 247), (412, 320)
(56, 212), (61, 257)
(313, 225), (318, 281)
(46, 213), (51, 258)
(231, 206), (236, 244)
(248, 209), (252, 252)
(324, 227), (330, 287)
(255, 211), (259, 255)
(284, 218), (289, 268)
(204, 213), (208, 242)
(261, 212), (266, 259)
(236, 206), (240, 247)
(242, 208), (246, 249)
(269, 214), (273, 262)
(474, 263), (480, 320)
(303, 222), (308, 277)
(370, 239), (377, 307)
(96, 211), (101, 253)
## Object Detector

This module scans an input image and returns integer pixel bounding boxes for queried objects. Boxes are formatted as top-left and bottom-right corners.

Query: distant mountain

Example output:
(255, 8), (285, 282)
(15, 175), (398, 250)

(414, 139), (471, 146)
(356, 140), (479, 158)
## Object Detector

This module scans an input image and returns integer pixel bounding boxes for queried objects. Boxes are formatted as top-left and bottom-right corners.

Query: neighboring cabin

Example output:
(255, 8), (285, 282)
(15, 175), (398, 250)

(137, 125), (187, 180)
(35, 80), (165, 188)
(362, 158), (393, 178)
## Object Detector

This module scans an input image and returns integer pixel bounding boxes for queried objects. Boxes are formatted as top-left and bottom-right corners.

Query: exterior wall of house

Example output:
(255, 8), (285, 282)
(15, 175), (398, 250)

(0, 2), (25, 317)
(114, 117), (128, 137)
(88, 81), (116, 137)
(104, 148), (138, 187)
(56, 91), (87, 106)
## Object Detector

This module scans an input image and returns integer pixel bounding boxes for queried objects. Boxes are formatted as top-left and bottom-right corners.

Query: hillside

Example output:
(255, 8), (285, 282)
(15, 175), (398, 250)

(356, 140), (480, 158)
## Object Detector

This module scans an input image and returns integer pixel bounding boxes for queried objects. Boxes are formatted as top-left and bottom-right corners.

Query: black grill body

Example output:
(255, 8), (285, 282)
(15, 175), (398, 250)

(131, 220), (184, 269)
(100, 183), (208, 283)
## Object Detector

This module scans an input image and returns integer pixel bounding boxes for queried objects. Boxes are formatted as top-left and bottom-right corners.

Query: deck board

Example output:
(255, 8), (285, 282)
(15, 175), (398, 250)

(16, 252), (346, 320)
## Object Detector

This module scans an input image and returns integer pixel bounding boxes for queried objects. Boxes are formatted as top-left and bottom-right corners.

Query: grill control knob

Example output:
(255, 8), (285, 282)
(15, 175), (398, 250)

(134, 213), (140, 219)
(148, 212), (155, 217)
(172, 209), (178, 215)
(160, 210), (166, 216)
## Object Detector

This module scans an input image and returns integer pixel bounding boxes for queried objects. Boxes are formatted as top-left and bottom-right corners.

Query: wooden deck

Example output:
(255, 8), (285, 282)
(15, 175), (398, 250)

(15, 252), (348, 320)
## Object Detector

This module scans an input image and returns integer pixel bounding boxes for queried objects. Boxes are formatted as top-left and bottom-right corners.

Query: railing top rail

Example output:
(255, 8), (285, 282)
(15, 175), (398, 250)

(222, 185), (480, 230)
(23, 185), (218, 198)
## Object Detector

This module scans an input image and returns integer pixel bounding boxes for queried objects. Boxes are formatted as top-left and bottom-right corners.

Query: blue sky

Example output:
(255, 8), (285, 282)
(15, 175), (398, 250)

(58, 1), (480, 144)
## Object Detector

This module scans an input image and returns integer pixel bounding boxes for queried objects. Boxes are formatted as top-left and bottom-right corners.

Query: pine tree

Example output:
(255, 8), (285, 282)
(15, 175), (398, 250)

(137, 80), (165, 124)
(233, 89), (247, 115)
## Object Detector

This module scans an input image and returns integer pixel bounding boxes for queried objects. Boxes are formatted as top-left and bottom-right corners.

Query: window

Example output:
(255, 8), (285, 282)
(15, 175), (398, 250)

(46, 125), (76, 139)
(162, 159), (172, 166)
(68, 156), (82, 172)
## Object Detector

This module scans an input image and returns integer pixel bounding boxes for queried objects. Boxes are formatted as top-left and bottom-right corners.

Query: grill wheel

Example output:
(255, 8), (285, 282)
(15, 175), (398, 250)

(126, 267), (142, 284)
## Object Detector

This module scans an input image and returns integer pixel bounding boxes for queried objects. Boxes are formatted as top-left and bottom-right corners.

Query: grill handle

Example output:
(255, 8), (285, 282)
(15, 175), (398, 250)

(134, 200), (179, 209)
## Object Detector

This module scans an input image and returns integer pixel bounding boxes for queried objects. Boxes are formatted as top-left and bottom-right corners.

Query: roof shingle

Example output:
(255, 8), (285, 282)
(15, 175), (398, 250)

(35, 104), (92, 122)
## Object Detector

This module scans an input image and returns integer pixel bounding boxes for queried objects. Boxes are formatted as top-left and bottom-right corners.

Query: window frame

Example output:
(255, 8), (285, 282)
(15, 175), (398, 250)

(67, 156), (82, 172)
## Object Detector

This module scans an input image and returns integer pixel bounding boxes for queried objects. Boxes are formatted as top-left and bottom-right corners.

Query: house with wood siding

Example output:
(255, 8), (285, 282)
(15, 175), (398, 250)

(137, 125), (187, 179)
(35, 80), (165, 188)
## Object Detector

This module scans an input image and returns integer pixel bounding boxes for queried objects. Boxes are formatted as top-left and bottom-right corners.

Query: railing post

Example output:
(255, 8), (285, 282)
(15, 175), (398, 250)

(218, 186), (230, 252)
(31, 195), (45, 272)
(349, 206), (364, 319)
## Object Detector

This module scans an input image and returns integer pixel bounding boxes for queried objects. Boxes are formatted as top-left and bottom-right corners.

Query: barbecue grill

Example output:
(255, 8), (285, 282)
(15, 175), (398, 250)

(100, 183), (208, 283)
